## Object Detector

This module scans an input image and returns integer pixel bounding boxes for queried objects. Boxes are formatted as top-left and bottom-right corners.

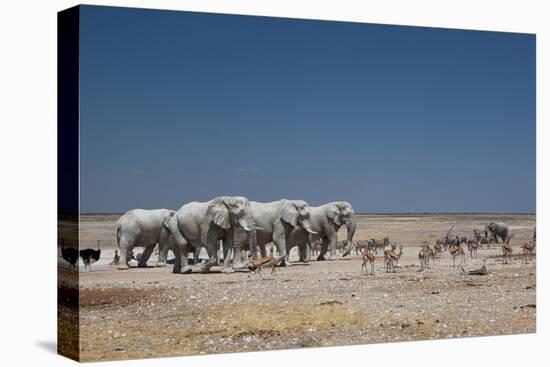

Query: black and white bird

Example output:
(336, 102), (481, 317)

(80, 240), (101, 270)
(60, 239), (78, 269)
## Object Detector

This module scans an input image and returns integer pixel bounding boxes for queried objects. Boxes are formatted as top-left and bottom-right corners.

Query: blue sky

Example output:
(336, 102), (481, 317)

(79, 5), (535, 213)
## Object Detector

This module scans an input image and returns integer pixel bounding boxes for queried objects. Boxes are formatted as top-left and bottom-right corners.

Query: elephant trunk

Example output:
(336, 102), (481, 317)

(342, 216), (356, 257)
(239, 217), (258, 260)
(248, 224), (258, 261)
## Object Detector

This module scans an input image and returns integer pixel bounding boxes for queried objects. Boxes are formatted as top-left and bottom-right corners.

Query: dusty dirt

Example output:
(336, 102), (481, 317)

(60, 214), (536, 362)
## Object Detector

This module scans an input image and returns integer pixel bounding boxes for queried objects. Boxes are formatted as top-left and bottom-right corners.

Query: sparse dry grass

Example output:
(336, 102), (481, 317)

(72, 213), (536, 362)
(212, 303), (365, 335)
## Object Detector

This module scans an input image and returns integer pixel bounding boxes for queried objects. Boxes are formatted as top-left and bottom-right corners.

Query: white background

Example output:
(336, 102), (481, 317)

(0, 0), (546, 365)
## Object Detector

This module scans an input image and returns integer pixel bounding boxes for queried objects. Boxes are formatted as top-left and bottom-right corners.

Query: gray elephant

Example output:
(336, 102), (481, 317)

(115, 208), (176, 269)
(288, 201), (356, 261)
(485, 222), (509, 243)
(170, 196), (257, 274)
(232, 199), (317, 266)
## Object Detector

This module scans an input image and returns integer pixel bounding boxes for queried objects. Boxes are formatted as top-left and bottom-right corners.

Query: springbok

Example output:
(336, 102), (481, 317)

(502, 237), (513, 264)
(467, 240), (479, 258)
(428, 245), (435, 267)
(436, 238), (446, 252)
(442, 235), (459, 251)
(384, 244), (403, 272)
(248, 256), (278, 274)
(449, 244), (466, 267)
(367, 239), (376, 252)
(520, 241), (535, 264)
(418, 244), (431, 271)
(434, 241), (443, 258)
(361, 249), (375, 275)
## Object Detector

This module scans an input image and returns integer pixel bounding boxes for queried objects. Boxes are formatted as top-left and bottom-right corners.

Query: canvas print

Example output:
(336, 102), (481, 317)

(57, 5), (536, 362)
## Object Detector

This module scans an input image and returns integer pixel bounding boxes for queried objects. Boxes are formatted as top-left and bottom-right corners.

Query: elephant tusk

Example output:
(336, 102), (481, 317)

(305, 228), (318, 234)
(242, 225), (252, 232)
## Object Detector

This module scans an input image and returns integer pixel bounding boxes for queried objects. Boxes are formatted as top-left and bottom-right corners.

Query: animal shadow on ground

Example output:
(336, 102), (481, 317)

(284, 262), (311, 267)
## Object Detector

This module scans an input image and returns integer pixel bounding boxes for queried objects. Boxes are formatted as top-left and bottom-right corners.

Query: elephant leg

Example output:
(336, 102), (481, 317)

(299, 243), (310, 263)
(259, 244), (267, 258)
(178, 245), (192, 274)
(169, 222), (192, 273)
(230, 248), (246, 269)
(303, 235), (313, 262)
(156, 244), (169, 267)
(317, 238), (330, 261)
(200, 234), (222, 273)
(193, 246), (202, 265)
(272, 224), (289, 266)
(241, 248), (250, 268)
(228, 246), (246, 270)
(327, 235), (338, 259)
(156, 232), (172, 267)
(117, 237), (132, 270)
(217, 243), (224, 263)
(171, 236), (192, 274)
(234, 243), (246, 268)
(138, 244), (155, 267)
(172, 242), (181, 273)
(221, 237), (234, 273)
(296, 245), (303, 262)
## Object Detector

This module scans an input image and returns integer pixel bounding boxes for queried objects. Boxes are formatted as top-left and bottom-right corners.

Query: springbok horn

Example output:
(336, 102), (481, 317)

(445, 225), (455, 239)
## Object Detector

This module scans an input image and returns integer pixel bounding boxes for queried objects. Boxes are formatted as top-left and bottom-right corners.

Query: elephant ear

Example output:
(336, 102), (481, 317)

(200, 199), (231, 246)
(206, 199), (231, 230)
(325, 204), (342, 226)
(281, 202), (298, 227)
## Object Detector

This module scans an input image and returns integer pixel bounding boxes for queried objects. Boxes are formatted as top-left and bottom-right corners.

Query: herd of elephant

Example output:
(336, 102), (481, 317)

(115, 197), (356, 274)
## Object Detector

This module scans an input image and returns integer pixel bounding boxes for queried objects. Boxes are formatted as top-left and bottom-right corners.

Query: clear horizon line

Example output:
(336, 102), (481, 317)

(72, 211), (537, 216)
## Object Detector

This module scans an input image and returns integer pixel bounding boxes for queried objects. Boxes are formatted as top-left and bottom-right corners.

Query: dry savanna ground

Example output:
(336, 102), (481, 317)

(58, 214), (536, 362)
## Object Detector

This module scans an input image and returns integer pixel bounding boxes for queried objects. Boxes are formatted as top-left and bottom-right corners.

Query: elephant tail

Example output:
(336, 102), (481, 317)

(115, 222), (122, 249)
